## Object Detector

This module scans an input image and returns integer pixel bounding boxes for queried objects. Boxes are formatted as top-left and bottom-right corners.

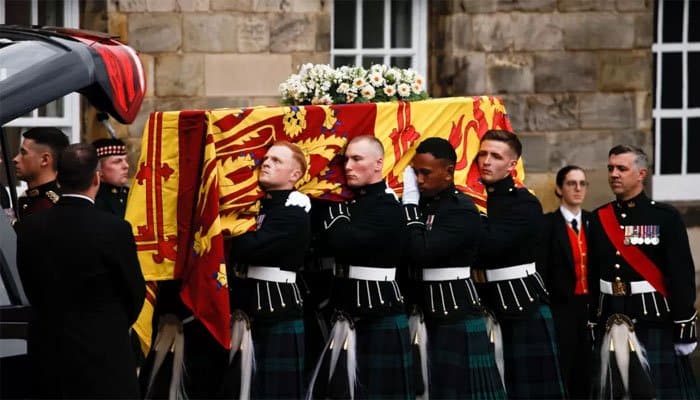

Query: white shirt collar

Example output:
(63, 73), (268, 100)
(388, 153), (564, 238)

(559, 205), (581, 228)
(62, 194), (95, 204)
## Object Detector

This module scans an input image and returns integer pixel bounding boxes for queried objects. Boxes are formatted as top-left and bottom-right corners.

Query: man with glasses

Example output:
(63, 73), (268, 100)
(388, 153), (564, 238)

(540, 165), (593, 399)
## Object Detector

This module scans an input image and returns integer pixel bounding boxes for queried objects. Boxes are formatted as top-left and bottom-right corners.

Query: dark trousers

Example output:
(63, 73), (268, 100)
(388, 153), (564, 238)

(551, 296), (593, 399)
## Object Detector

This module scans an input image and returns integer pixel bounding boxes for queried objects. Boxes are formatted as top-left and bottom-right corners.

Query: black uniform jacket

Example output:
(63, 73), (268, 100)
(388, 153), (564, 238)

(403, 185), (483, 321)
(588, 192), (697, 343)
(228, 189), (311, 321)
(325, 181), (404, 316)
(475, 176), (547, 318)
(95, 182), (129, 217)
(539, 208), (593, 304)
(15, 195), (145, 398)
(17, 179), (60, 220)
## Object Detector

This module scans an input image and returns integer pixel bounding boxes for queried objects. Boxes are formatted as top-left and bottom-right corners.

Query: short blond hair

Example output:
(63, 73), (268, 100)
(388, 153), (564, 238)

(271, 141), (307, 175)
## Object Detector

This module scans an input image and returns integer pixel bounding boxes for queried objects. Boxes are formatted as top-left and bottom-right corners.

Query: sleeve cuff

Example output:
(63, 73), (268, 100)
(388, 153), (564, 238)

(403, 204), (424, 227)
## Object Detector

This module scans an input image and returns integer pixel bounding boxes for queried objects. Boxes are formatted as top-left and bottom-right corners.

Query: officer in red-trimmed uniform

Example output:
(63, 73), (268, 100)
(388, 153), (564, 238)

(13, 127), (69, 221)
(589, 145), (697, 399)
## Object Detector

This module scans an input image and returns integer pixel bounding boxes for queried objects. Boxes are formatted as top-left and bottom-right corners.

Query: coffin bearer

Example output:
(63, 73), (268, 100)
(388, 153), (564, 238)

(589, 145), (698, 399)
(92, 138), (130, 217)
(473, 130), (565, 399)
(225, 140), (311, 399)
(13, 127), (69, 219)
(540, 165), (594, 399)
(402, 137), (506, 399)
(309, 135), (413, 399)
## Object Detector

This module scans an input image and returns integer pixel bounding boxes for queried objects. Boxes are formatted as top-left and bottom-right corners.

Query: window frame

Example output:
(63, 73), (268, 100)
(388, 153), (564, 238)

(652, 0), (700, 201)
(330, 0), (428, 80)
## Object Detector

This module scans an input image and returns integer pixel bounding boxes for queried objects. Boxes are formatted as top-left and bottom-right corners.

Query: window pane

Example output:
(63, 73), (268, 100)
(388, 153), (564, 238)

(661, 52), (682, 108)
(662, 0), (684, 43)
(688, 118), (700, 173)
(5, 0), (31, 25)
(362, 0), (384, 48)
(38, 98), (64, 118)
(689, 0), (700, 42)
(660, 118), (682, 174)
(391, 0), (412, 48)
(334, 55), (356, 67)
(362, 56), (383, 68)
(38, 0), (64, 27)
(334, 1), (356, 49)
(391, 56), (412, 69)
(689, 52), (700, 107)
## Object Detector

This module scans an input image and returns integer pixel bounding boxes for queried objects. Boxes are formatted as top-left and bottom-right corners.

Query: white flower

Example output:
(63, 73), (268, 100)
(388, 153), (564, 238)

(361, 84), (376, 100)
(311, 94), (333, 105)
(368, 71), (385, 87)
(346, 91), (358, 103)
(352, 77), (366, 88)
(397, 83), (411, 97)
(336, 82), (350, 94)
(383, 85), (397, 97)
(411, 82), (422, 93)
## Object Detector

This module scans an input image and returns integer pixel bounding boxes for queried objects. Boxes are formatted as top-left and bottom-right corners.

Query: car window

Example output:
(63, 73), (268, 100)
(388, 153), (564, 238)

(0, 40), (61, 81)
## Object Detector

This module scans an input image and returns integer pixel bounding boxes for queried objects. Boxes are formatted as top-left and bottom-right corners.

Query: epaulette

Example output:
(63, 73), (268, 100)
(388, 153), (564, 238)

(384, 187), (399, 202)
(285, 191), (311, 212)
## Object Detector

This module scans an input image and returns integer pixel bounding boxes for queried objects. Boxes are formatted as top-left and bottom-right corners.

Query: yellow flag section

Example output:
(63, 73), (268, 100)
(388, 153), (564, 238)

(125, 96), (523, 350)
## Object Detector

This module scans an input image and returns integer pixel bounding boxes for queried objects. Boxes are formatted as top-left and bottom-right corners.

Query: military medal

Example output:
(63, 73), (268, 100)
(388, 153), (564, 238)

(651, 225), (660, 245)
(643, 225), (652, 245)
(623, 226), (632, 245)
(256, 214), (265, 229)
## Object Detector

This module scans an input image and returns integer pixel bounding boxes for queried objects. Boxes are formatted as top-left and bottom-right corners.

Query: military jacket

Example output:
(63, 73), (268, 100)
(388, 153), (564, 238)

(228, 189), (311, 321)
(403, 185), (483, 320)
(588, 192), (697, 343)
(95, 182), (129, 217)
(324, 181), (405, 316)
(17, 180), (60, 220)
(474, 176), (548, 318)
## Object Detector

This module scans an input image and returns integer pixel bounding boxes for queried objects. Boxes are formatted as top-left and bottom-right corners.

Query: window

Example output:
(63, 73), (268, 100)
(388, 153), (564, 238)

(0, 0), (80, 194)
(652, 0), (700, 201)
(331, 0), (427, 78)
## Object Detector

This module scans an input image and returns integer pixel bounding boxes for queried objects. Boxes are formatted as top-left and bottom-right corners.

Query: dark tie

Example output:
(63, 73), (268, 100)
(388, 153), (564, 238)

(571, 218), (579, 234)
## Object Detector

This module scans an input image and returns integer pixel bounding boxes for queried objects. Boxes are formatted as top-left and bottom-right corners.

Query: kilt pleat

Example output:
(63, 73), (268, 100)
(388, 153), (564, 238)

(427, 317), (506, 399)
(251, 318), (305, 399)
(500, 304), (565, 399)
(354, 314), (414, 399)
(601, 323), (699, 399)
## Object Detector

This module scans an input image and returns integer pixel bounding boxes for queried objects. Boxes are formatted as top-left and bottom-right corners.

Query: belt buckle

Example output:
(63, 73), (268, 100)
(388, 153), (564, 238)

(471, 269), (486, 284)
(612, 280), (628, 296)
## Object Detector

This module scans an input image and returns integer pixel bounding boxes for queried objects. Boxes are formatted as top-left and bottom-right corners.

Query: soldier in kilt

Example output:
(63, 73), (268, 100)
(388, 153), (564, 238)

(588, 145), (698, 399)
(401, 138), (505, 399)
(473, 130), (565, 399)
(308, 135), (413, 399)
(224, 141), (311, 399)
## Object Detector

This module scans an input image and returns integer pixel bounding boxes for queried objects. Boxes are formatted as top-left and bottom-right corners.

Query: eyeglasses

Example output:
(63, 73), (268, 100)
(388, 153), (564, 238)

(564, 180), (588, 188)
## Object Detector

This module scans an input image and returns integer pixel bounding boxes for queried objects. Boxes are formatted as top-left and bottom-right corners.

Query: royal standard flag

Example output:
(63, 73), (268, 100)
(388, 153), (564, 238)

(126, 96), (523, 350)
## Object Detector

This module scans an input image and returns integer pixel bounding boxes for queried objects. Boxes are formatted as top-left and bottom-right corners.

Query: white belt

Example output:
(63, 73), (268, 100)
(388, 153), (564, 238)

(348, 266), (396, 281)
(422, 267), (471, 281)
(485, 262), (536, 282)
(600, 279), (656, 295)
(247, 266), (296, 283)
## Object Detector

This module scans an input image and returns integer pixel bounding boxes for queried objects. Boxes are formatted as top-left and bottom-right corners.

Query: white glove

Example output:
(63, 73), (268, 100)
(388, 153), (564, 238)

(402, 167), (419, 205)
(674, 342), (697, 356)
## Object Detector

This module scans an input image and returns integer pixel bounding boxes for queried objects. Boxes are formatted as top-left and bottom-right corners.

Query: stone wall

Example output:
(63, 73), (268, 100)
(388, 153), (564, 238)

(430, 0), (653, 212)
(79, 0), (329, 175)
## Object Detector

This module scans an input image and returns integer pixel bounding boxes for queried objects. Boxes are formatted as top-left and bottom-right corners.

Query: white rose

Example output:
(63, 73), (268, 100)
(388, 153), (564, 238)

(368, 71), (385, 87)
(361, 84), (376, 100)
(397, 83), (411, 97)
(383, 85), (397, 97)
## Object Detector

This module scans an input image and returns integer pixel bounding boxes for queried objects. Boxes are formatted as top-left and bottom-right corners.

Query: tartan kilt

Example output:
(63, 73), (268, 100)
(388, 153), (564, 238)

(593, 322), (699, 399)
(500, 304), (565, 399)
(251, 318), (305, 399)
(311, 313), (414, 399)
(427, 317), (507, 399)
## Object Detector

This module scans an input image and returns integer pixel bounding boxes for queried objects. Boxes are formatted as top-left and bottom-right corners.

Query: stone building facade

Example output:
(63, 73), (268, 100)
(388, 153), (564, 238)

(77, 0), (660, 215)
